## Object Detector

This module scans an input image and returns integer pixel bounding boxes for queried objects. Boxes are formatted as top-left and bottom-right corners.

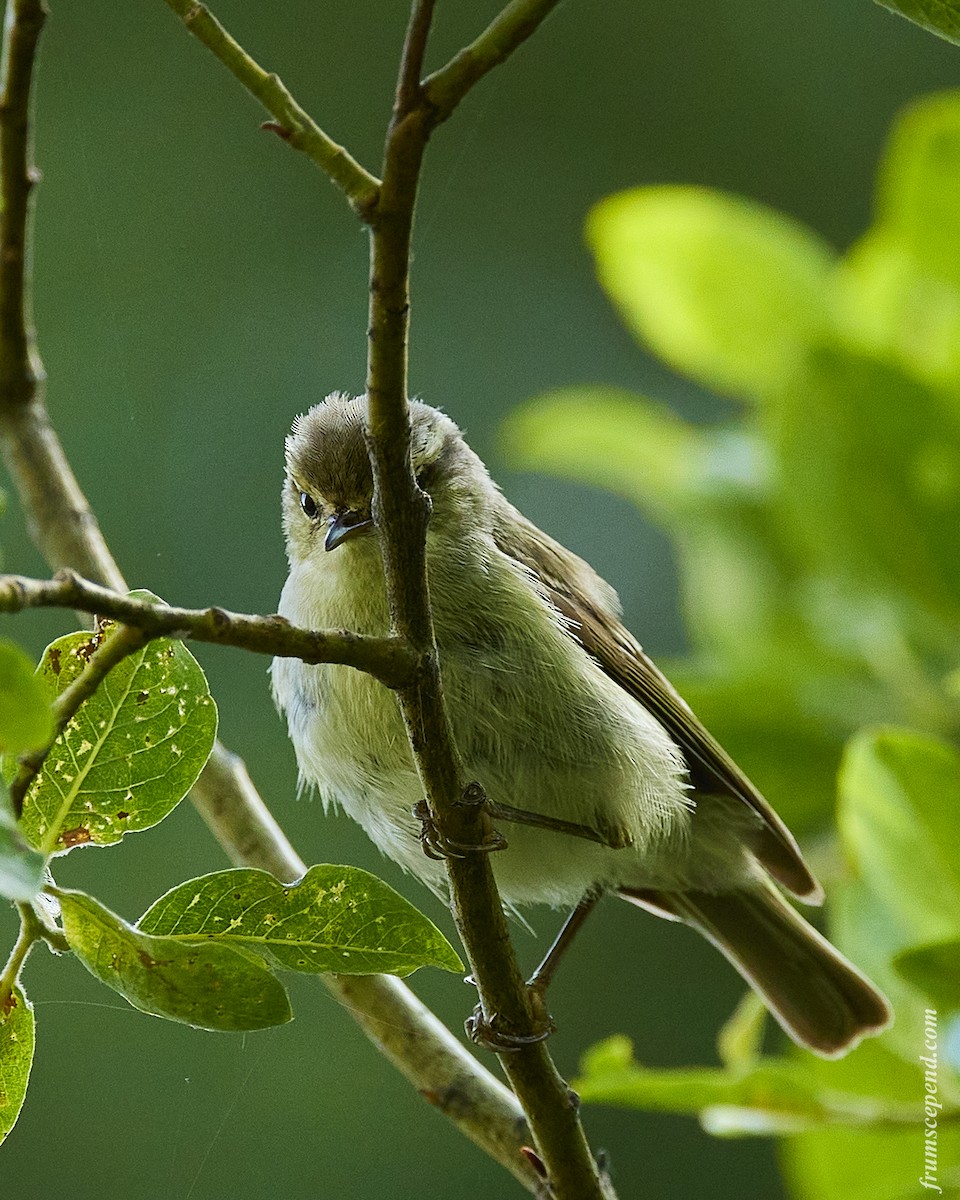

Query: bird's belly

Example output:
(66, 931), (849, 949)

(274, 554), (698, 908)
(283, 658), (699, 908)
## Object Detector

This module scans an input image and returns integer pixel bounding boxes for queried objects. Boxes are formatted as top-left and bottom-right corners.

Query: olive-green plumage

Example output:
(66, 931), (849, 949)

(271, 394), (891, 1057)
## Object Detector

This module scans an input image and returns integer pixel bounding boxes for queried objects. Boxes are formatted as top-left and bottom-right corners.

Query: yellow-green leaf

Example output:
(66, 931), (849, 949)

(588, 186), (834, 400)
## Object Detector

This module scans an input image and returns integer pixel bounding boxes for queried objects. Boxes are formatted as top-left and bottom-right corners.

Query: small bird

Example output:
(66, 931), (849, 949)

(271, 393), (891, 1057)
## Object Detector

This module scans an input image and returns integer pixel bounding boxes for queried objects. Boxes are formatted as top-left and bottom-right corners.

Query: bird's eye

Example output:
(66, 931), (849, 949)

(299, 491), (319, 519)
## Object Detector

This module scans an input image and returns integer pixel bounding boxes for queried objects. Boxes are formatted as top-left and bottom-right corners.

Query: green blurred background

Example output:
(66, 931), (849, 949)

(2, 1), (958, 1197)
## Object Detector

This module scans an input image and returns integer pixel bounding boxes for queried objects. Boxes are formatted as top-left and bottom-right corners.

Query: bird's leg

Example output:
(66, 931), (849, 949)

(527, 886), (604, 998)
(484, 800), (634, 850)
(465, 888), (604, 1053)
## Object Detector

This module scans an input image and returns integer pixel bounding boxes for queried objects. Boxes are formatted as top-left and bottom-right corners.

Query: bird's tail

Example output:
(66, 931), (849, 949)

(619, 882), (892, 1057)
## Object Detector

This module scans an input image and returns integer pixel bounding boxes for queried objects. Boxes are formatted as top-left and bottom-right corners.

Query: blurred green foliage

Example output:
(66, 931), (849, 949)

(877, 0), (960, 47)
(3, 3), (960, 1196)
(506, 91), (960, 1198)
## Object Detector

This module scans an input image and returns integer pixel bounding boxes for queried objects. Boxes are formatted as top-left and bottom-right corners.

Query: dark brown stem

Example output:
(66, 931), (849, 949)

(362, 4), (610, 1197)
(0, 0), (46, 414)
(395, 0), (435, 116)
(0, 570), (419, 688)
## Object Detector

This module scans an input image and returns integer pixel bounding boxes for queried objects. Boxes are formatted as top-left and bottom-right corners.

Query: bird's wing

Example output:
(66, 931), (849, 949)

(492, 503), (821, 902)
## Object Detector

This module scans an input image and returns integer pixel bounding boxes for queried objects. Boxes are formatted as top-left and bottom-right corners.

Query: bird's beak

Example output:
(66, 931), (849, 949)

(325, 509), (374, 552)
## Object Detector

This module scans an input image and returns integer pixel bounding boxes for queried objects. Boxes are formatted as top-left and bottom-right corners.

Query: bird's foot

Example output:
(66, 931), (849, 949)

(464, 991), (556, 1053)
(413, 798), (508, 861)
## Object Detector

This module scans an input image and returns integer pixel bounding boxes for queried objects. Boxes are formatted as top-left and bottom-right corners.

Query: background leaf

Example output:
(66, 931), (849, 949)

(835, 228), (960, 385)
(878, 89), (960, 279)
(19, 626), (217, 856)
(0, 797), (44, 903)
(0, 985), (34, 1146)
(137, 864), (463, 977)
(781, 1035), (960, 1200)
(59, 889), (291, 1032)
(838, 728), (960, 951)
(772, 344), (960, 621)
(0, 639), (53, 757)
(572, 1035), (915, 1135)
(894, 939), (960, 1010)
(873, 1), (960, 47)
(587, 186), (834, 400)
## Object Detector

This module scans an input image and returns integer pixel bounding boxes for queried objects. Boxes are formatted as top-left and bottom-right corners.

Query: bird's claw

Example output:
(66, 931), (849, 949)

(413, 799), (508, 861)
(464, 1000), (556, 1052)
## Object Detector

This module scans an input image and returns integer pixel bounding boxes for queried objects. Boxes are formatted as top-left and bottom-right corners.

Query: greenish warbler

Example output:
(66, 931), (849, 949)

(271, 393), (891, 1057)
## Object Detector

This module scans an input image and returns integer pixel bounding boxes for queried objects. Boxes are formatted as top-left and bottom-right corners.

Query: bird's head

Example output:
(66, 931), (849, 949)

(281, 393), (493, 565)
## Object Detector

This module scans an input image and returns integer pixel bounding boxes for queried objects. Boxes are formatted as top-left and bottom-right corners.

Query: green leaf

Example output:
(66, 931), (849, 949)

(876, 90), (960, 284)
(19, 623), (218, 856)
(874, 1), (960, 47)
(829, 877), (930, 1067)
(0, 985), (34, 1146)
(835, 229), (960, 386)
(587, 186), (834, 400)
(716, 991), (767, 1070)
(894, 939), (960, 1010)
(573, 1036), (913, 1136)
(773, 343), (960, 620)
(137, 865), (464, 977)
(666, 661), (851, 832)
(59, 889), (291, 1031)
(501, 387), (804, 657)
(782, 1035), (959, 1200)
(0, 638), (54, 756)
(500, 387), (706, 521)
(0, 795), (45, 902)
(838, 728), (960, 951)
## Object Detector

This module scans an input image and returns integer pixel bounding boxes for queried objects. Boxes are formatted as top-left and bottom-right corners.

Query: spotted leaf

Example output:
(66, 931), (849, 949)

(137, 864), (464, 977)
(19, 616), (217, 856)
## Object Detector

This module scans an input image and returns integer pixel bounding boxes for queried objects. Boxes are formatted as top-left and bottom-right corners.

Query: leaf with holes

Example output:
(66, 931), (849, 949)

(59, 890), (291, 1031)
(0, 985), (34, 1145)
(137, 864), (464, 977)
(19, 617), (217, 856)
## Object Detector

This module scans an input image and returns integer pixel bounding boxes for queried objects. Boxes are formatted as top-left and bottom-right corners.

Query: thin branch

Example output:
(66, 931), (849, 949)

(424, 0), (564, 124)
(161, 0), (380, 214)
(0, 570), (419, 688)
(0, 902), (41, 1014)
(363, 4), (610, 1198)
(0, 0), (46, 413)
(395, 0), (436, 116)
(9, 618), (150, 817)
(0, 7), (535, 1183)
